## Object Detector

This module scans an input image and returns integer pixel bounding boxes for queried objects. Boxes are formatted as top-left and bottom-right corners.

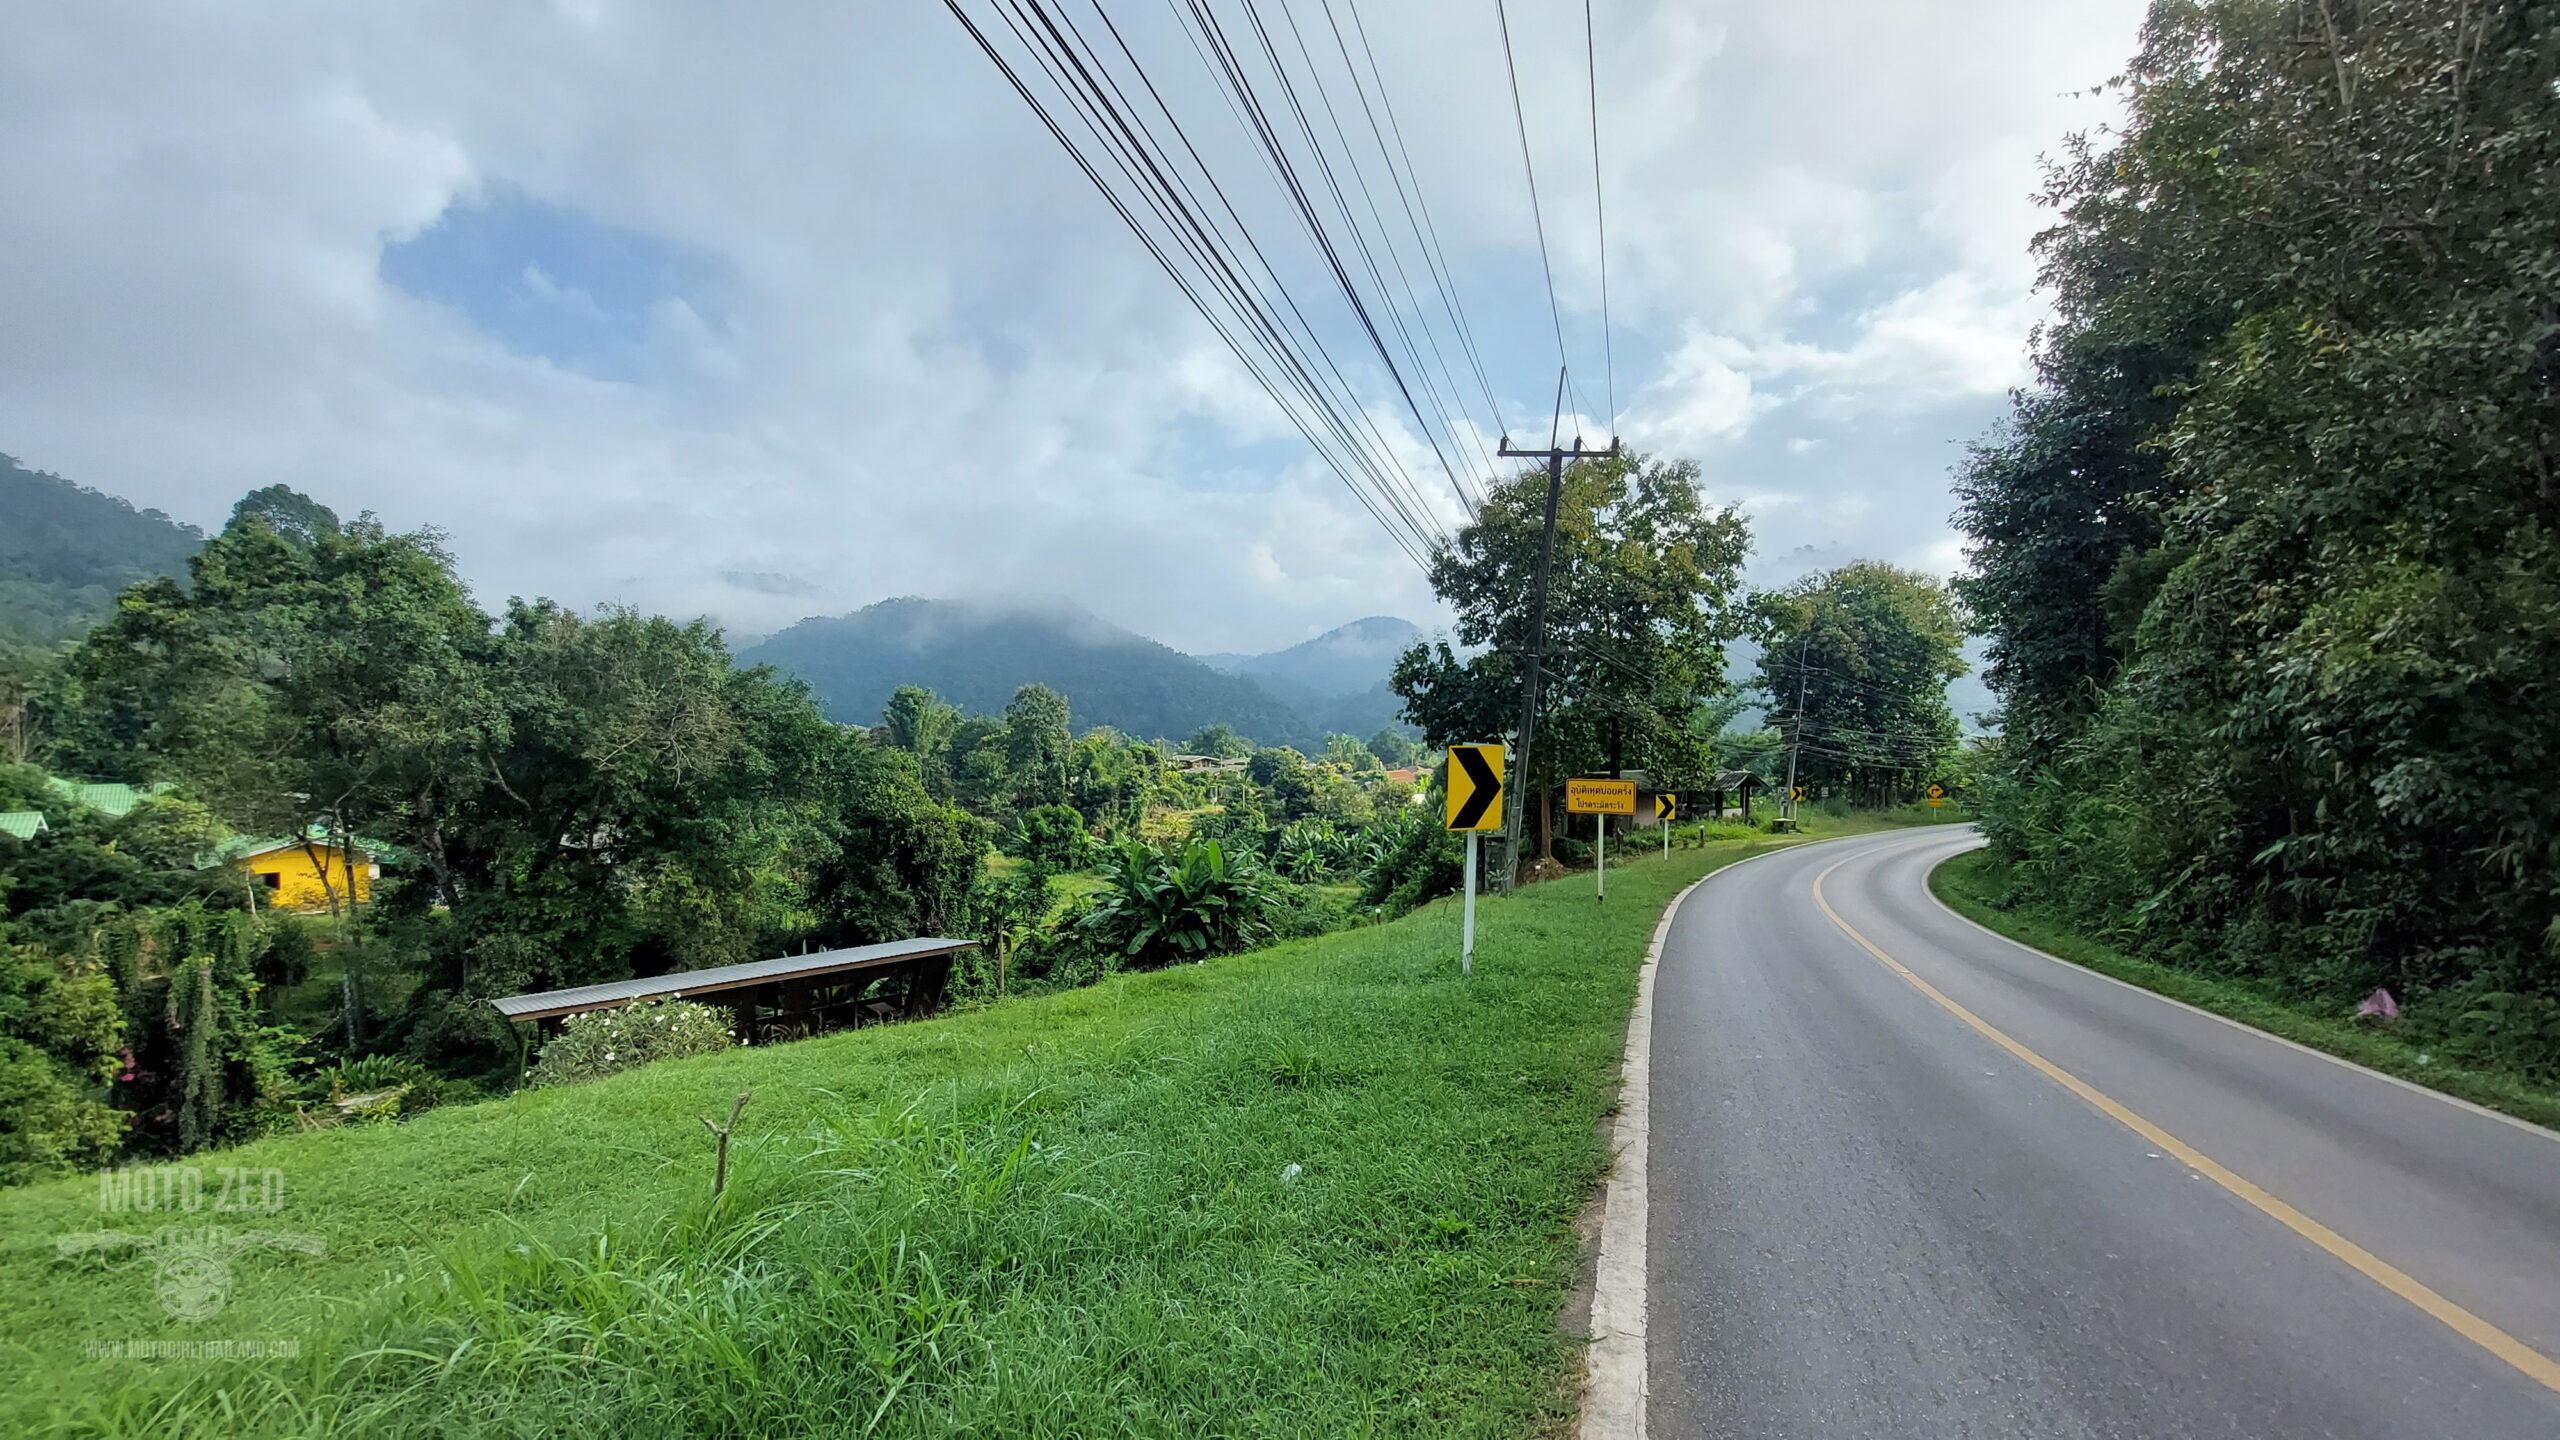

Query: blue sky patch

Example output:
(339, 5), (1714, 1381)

(381, 189), (726, 381)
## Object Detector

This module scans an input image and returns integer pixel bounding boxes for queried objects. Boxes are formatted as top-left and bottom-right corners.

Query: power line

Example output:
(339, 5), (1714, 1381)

(1340, 0), (1511, 457)
(950, 0), (1458, 569)
(1264, 0), (1487, 512)
(1582, 0), (1615, 430)
(1492, 0), (1569, 376)
(1311, 0), (1500, 505)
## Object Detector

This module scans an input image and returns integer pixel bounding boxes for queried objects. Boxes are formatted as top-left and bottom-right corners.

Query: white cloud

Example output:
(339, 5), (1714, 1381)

(0, 0), (2145, 655)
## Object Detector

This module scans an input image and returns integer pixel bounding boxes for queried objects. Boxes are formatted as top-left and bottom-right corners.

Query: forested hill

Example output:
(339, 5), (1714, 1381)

(0, 453), (203, 648)
(1197, 615), (1419, 740)
(741, 597), (1325, 747)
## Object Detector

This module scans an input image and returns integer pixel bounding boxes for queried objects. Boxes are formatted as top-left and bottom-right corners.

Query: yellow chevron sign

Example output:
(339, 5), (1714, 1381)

(1444, 744), (1505, 831)
(1654, 793), (1677, 821)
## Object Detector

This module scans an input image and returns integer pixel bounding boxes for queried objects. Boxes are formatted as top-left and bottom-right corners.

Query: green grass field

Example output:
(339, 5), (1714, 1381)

(1932, 849), (2560, 1133)
(0, 831), (1829, 1439)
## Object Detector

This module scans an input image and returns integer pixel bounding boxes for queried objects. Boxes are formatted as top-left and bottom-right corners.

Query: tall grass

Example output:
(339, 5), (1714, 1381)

(7, 835), (1812, 1438)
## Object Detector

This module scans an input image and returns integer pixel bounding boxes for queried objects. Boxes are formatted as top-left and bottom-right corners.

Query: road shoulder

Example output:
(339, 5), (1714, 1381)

(1928, 847), (2560, 1137)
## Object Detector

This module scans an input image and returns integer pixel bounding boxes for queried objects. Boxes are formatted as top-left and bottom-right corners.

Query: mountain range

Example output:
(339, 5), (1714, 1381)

(739, 599), (1420, 750)
(0, 451), (1425, 750)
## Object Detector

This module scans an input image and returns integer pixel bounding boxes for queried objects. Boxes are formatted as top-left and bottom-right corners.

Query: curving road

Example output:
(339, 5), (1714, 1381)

(1645, 827), (2560, 1438)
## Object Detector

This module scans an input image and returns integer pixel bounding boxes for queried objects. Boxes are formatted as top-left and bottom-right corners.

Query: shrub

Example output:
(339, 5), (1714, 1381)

(531, 998), (736, 1088)
(1007, 805), (1091, 871)
(1078, 838), (1271, 969)
(1356, 815), (1462, 917)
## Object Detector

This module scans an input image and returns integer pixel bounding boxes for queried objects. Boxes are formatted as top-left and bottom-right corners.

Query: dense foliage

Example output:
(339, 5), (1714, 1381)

(0, 490), (986, 1174)
(1956, 1), (2560, 1057)
(1754, 563), (1969, 803)
(1391, 450), (1752, 870)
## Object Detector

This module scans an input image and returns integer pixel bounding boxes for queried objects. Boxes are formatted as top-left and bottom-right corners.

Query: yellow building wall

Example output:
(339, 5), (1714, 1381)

(242, 844), (373, 910)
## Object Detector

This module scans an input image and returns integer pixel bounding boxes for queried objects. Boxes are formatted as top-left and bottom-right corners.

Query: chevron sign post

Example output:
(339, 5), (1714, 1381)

(1444, 745), (1503, 976)
(1656, 792), (1676, 857)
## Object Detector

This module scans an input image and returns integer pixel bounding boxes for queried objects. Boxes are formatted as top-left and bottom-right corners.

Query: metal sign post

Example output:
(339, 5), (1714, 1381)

(1462, 831), (1477, 975)
(1566, 778), (1637, 904)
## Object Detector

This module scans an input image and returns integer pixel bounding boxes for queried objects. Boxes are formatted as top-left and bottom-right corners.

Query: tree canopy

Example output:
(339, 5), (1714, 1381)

(1755, 563), (1967, 803)
(1391, 449), (1751, 865)
(1955, 0), (2560, 1048)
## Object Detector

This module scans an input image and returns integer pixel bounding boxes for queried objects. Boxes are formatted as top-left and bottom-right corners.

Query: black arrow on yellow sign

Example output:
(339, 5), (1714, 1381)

(1446, 744), (1504, 831)
(1655, 793), (1677, 821)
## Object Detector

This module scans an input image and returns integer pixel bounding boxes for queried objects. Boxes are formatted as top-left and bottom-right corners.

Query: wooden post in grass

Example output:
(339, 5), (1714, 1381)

(703, 1093), (750, 1199)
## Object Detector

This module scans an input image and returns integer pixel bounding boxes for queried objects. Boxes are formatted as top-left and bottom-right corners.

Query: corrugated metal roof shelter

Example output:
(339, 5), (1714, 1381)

(45, 778), (174, 819)
(488, 936), (978, 1040)
(0, 812), (48, 841)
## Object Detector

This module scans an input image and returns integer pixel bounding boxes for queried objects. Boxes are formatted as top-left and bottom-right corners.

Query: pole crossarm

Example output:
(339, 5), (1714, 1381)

(1495, 440), (1618, 460)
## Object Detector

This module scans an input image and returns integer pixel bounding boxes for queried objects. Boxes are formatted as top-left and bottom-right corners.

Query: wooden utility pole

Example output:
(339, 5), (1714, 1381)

(1495, 426), (1618, 890)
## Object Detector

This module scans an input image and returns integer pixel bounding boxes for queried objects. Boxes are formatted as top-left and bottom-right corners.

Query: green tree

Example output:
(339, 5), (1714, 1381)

(1754, 563), (1967, 805)
(1009, 804), (1091, 871)
(1182, 723), (1251, 758)
(1956, 0), (2560, 1032)
(0, 944), (125, 1183)
(1365, 728), (1424, 769)
(1392, 449), (1751, 867)
(881, 685), (959, 800)
(1003, 685), (1072, 811)
(1323, 733), (1382, 772)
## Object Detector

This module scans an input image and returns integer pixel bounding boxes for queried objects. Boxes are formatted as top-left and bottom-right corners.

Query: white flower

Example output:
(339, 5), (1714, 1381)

(1280, 1163), (1302, 1184)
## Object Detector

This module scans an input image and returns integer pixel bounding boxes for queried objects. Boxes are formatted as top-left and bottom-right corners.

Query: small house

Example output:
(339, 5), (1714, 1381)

(0, 812), (48, 841)
(204, 830), (396, 910)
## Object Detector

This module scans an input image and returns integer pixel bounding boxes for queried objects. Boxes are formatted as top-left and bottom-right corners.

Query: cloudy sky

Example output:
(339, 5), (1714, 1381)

(0, 0), (2146, 661)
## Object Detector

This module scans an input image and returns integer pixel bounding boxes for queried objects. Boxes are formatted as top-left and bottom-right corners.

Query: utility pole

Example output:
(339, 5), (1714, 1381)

(1495, 422), (1618, 890)
(1781, 655), (1807, 829)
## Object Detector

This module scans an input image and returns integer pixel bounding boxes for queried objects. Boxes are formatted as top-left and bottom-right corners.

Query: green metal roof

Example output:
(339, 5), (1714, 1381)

(0, 812), (48, 841)
(42, 778), (174, 819)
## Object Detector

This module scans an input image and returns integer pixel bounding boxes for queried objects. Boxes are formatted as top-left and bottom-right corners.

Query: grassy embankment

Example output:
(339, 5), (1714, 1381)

(1933, 849), (2560, 1133)
(0, 821), (1885, 1438)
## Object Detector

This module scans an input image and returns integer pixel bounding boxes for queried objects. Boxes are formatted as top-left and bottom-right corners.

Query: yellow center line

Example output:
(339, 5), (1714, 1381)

(1810, 852), (2560, 1397)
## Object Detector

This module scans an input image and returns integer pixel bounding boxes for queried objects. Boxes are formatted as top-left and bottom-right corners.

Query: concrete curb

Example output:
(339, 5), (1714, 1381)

(1578, 836), (1864, 1440)
(1576, 872), (1680, 1440)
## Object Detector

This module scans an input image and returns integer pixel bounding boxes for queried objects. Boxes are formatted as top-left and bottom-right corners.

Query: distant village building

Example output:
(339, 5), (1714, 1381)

(202, 831), (397, 910)
(0, 776), (177, 848)
(44, 778), (172, 818)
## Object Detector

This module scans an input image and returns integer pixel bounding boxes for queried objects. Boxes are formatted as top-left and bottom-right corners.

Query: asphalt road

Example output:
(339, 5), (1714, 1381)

(1647, 827), (2560, 1439)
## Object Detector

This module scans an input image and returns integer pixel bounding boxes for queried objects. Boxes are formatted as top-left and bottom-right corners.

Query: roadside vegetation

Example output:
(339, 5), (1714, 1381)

(0, 831), (1818, 1438)
(1, 432), (1992, 1192)
(1934, 849), (2560, 1133)
(1954, 3), (2560, 1089)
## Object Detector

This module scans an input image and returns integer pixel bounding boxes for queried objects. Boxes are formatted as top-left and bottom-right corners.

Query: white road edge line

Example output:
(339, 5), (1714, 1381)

(1581, 835), (1860, 1440)
(1912, 833), (2560, 1148)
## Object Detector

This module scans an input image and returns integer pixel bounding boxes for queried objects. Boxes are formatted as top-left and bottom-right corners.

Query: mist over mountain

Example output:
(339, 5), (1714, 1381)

(739, 597), (1334, 748)
(0, 453), (204, 649)
(1197, 616), (1422, 741)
